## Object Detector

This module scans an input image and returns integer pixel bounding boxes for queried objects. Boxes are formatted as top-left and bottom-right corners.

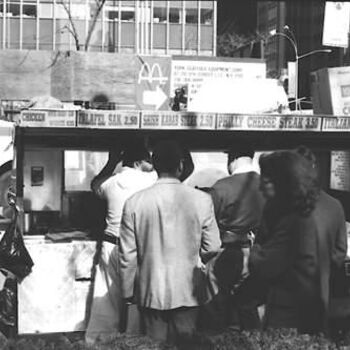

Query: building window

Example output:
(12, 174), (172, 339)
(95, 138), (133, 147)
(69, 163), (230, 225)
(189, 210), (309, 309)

(55, 3), (69, 19)
(39, 3), (53, 18)
(200, 8), (213, 25)
(153, 7), (166, 23)
(267, 7), (277, 20)
(120, 9), (134, 21)
(185, 8), (198, 24)
(23, 3), (37, 18)
(106, 7), (134, 21)
(7, 3), (20, 17)
(169, 7), (180, 23)
(70, 4), (88, 19)
(108, 10), (118, 20)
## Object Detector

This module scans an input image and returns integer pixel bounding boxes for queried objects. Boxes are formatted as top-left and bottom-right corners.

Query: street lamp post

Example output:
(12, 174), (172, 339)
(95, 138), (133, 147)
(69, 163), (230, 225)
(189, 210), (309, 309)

(269, 28), (331, 111)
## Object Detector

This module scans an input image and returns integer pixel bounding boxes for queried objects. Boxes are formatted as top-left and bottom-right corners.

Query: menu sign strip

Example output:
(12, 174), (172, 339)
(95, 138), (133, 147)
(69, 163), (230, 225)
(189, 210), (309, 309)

(77, 110), (140, 129)
(216, 114), (322, 131)
(141, 111), (216, 129)
(46, 110), (76, 127)
(20, 111), (48, 127)
(322, 117), (350, 132)
(20, 110), (76, 127)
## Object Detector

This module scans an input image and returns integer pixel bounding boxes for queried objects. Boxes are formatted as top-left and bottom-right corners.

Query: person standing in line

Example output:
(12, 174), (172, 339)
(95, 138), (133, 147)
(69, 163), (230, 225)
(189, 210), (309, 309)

(119, 140), (221, 342)
(295, 145), (347, 270)
(249, 150), (347, 334)
(85, 142), (157, 343)
(206, 143), (265, 330)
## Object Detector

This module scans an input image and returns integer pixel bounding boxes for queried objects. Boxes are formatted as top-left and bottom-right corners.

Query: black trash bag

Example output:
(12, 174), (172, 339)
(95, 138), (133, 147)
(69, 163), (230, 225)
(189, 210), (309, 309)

(0, 276), (16, 326)
(0, 209), (34, 281)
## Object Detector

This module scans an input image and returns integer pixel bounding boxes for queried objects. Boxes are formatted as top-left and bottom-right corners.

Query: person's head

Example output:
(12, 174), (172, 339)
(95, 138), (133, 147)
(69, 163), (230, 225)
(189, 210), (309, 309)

(259, 150), (320, 216)
(152, 140), (183, 178)
(227, 143), (255, 175)
(122, 143), (153, 172)
(295, 145), (317, 168)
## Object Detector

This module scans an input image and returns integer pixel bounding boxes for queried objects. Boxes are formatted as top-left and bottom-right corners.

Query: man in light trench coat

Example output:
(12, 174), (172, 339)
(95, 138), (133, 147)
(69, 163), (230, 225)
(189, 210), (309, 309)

(119, 140), (221, 342)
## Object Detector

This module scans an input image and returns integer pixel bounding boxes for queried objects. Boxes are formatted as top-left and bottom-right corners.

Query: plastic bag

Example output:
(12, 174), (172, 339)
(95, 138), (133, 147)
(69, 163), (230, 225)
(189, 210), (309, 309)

(0, 208), (34, 281)
(0, 275), (16, 326)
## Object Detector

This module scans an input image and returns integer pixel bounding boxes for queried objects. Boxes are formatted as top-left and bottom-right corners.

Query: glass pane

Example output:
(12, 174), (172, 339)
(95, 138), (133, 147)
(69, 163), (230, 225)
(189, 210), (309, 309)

(200, 8), (212, 25)
(22, 18), (36, 48)
(39, 3), (53, 18)
(23, 4), (37, 18)
(185, 8), (198, 24)
(121, 10), (134, 21)
(70, 4), (88, 19)
(65, 151), (108, 191)
(55, 4), (69, 19)
(108, 10), (119, 20)
(8, 3), (20, 17)
(169, 7), (180, 23)
(153, 7), (166, 23)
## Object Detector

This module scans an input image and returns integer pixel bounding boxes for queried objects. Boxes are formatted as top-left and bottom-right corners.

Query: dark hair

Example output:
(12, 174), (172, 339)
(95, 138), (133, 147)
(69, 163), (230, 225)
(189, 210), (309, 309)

(122, 143), (151, 168)
(295, 145), (316, 166)
(259, 150), (320, 216)
(227, 143), (255, 163)
(152, 140), (183, 175)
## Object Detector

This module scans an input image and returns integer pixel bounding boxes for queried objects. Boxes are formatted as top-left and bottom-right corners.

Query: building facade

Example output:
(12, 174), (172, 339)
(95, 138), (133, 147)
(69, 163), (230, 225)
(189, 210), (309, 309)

(257, 1), (343, 100)
(0, 0), (216, 55)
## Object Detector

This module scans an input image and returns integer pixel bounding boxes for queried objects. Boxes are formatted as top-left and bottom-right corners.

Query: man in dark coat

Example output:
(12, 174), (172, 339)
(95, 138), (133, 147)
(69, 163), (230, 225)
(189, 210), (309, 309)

(206, 144), (265, 330)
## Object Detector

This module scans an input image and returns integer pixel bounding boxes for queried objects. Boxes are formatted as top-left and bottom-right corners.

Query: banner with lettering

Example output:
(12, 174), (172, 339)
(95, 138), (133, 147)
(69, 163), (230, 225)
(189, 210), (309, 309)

(216, 114), (322, 131)
(77, 110), (140, 128)
(20, 110), (76, 127)
(141, 111), (216, 129)
(322, 117), (350, 132)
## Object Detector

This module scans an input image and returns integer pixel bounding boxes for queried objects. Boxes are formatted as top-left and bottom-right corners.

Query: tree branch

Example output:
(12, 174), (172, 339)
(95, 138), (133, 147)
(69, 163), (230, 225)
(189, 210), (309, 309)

(58, 0), (80, 51)
(84, 0), (107, 51)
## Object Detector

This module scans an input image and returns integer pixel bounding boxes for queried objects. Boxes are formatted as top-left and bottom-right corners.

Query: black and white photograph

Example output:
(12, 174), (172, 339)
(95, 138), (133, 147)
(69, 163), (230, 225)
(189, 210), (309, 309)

(0, 0), (350, 349)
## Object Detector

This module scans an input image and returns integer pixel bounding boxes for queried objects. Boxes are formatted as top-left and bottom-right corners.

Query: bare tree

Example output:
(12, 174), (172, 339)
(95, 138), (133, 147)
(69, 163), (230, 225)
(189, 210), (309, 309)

(58, 0), (80, 50)
(58, 0), (107, 51)
(217, 31), (269, 58)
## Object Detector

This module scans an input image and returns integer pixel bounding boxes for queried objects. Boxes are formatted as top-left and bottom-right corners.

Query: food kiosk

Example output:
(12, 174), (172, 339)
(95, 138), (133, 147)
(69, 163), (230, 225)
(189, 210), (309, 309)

(6, 109), (350, 334)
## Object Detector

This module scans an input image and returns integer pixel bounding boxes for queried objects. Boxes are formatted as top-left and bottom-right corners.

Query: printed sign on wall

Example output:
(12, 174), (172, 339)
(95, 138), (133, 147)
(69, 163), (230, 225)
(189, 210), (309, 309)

(330, 150), (350, 191)
(171, 58), (266, 110)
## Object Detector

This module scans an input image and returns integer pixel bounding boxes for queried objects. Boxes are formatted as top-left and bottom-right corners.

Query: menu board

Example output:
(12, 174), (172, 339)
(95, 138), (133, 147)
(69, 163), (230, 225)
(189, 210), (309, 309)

(141, 111), (216, 129)
(77, 110), (140, 128)
(322, 117), (350, 132)
(216, 114), (321, 131)
(20, 110), (76, 127)
(330, 150), (350, 191)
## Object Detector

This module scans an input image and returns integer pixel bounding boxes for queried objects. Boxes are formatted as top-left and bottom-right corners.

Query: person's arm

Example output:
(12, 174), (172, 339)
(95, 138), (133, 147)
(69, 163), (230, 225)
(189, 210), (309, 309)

(119, 200), (137, 299)
(91, 149), (122, 194)
(208, 185), (223, 226)
(200, 196), (222, 264)
(332, 203), (347, 267)
(249, 216), (294, 281)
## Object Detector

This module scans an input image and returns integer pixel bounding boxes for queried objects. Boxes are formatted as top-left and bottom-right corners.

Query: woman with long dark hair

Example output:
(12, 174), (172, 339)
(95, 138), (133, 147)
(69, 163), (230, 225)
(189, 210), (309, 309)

(249, 150), (346, 334)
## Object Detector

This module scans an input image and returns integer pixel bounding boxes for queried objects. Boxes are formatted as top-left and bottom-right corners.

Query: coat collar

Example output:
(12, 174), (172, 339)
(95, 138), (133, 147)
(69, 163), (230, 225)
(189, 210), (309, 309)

(156, 177), (181, 185)
(231, 164), (259, 176)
